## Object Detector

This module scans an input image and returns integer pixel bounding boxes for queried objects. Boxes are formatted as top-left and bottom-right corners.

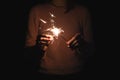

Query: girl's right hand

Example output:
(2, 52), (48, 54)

(37, 34), (53, 51)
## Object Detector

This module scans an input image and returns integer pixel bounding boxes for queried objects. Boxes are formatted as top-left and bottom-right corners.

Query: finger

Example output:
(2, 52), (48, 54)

(69, 40), (78, 48)
(67, 39), (77, 48)
(46, 35), (54, 40)
(66, 36), (76, 45)
(66, 33), (80, 44)
(42, 34), (53, 38)
(40, 40), (52, 44)
(73, 42), (79, 48)
(39, 41), (47, 44)
(41, 37), (53, 41)
(41, 37), (51, 41)
(69, 43), (79, 49)
(71, 40), (78, 45)
(39, 39), (53, 46)
(40, 35), (53, 40)
(39, 41), (48, 44)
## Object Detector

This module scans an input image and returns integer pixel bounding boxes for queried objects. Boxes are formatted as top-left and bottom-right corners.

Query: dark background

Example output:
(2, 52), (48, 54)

(2, 0), (117, 79)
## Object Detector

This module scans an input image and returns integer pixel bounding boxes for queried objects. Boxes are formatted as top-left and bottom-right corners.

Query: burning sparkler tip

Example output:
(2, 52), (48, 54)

(49, 12), (56, 18)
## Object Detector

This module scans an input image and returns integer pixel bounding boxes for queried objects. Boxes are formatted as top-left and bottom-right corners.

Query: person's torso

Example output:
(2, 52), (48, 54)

(34, 4), (85, 74)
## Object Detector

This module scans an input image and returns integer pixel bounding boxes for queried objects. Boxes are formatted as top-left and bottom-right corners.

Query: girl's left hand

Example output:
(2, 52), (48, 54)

(66, 33), (82, 49)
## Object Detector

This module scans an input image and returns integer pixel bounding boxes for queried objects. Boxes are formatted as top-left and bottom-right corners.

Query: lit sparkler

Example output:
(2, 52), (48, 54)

(40, 12), (65, 42)
(46, 26), (64, 39)
(48, 13), (64, 39)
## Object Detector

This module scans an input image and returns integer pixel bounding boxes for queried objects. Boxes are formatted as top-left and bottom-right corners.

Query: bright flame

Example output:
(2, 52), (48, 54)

(51, 27), (61, 37)
(46, 26), (64, 39)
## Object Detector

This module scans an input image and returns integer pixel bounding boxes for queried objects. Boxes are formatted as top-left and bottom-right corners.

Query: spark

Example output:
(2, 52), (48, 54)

(49, 12), (56, 18)
(46, 26), (64, 39)
(40, 19), (47, 23)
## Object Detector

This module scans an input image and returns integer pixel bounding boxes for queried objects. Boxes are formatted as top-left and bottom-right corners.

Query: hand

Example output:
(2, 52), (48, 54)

(36, 34), (53, 51)
(66, 33), (82, 50)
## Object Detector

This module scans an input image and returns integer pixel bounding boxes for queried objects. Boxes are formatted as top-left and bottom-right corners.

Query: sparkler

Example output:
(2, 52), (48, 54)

(46, 26), (64, 39)
(40, 12), (65, 42)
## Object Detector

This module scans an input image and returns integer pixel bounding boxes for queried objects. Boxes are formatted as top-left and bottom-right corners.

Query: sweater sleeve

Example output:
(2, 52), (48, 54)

(77, 6), (95, 58)
(81, 7), (93, 43)
(25, 6), (39, 47)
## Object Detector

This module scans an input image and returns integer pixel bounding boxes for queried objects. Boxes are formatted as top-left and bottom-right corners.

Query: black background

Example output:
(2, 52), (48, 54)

(1, 0), (118, 79)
